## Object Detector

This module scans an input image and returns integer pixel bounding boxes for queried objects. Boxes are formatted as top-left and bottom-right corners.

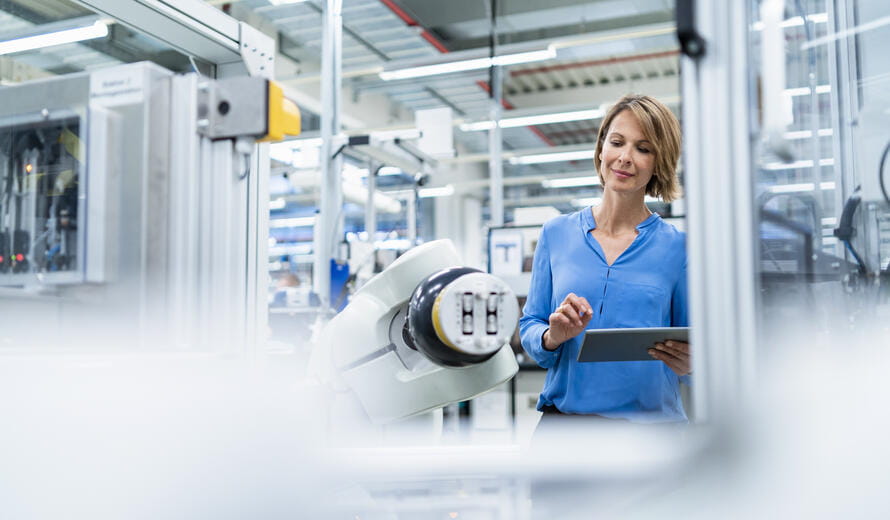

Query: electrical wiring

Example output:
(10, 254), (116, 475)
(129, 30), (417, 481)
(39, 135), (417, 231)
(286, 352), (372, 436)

(878, 139), (890, 205)
(833, 190), (868, 275)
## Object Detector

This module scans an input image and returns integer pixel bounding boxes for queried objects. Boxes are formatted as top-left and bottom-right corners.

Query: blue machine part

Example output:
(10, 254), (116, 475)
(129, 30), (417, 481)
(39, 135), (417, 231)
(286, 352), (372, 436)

(330, 259), (350, 312)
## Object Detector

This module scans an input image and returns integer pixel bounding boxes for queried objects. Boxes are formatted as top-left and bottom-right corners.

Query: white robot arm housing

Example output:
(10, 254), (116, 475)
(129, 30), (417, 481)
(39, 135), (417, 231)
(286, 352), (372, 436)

(309, 240), (519, 424)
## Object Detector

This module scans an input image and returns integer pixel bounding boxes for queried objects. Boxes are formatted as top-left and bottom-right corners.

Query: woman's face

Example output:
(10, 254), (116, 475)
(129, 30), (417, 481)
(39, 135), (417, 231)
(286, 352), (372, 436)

(598, 110), (655, 197)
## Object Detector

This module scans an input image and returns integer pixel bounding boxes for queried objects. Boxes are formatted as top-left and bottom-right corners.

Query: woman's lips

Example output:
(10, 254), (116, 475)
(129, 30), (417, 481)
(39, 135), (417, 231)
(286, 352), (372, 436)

(612, 169), (633, 179)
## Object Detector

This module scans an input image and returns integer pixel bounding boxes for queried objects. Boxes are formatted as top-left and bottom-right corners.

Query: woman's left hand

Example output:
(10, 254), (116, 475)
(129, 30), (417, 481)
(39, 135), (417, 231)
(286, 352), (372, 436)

(648, 340), (691, 376)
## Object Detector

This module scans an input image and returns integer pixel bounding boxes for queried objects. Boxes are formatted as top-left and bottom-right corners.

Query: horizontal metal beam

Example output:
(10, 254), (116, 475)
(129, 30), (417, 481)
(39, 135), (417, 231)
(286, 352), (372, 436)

(286, 22), (676, 87)
(73, 0), (242, 65)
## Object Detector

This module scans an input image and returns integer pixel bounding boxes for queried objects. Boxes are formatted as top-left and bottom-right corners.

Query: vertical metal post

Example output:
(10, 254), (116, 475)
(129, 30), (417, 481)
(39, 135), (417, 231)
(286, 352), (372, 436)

(681, 0), (758, 423)
(246, 142), (270, 361)
(313, 0), (344, 310)
(168, 74), (199, 348)
(407, 189), (417, 244)
(366, 163), (378, 242)
(804, 12), (824, 226)
(488, 65), (504, 227)
(828, 0), (859, 261)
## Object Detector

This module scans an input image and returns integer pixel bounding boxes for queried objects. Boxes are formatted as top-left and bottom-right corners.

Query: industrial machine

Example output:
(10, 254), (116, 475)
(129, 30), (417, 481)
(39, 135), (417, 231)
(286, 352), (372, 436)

(0, 61), (299, 352)
(309, 239), (519, 429)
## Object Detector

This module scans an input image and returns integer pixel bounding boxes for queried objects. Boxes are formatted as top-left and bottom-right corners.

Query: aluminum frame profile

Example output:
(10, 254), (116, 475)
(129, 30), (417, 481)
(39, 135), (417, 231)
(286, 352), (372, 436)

(72, 0), (275, 78)
(680, 0), (758, 423)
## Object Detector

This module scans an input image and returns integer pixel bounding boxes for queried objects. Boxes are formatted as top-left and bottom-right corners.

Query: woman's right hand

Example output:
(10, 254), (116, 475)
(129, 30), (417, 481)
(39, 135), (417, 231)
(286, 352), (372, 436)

(543, 293), (593, 351)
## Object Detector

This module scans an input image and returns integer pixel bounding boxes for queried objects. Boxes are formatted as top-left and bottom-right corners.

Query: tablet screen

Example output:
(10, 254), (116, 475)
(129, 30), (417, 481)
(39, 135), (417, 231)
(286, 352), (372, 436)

(577, 327), (690, 363)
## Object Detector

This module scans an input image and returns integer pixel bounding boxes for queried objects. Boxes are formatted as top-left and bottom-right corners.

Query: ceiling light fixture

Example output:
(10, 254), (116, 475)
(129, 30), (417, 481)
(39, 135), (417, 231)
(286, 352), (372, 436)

(784, 128), (833, 139)
(510, 150), (596, 165)
(460, 108), (605, 132)
(418, 185), (455, 198)
(762, 158), (834, 171)
(784, 85), (831, 96)
(571, 195), (661, 207)
(270, 216), (316, 228)
(379, 48), (556, 81)
(0, 19), (110, 56)
(751, 12), (828, 31)
(768, 181), (836, 193)
(377, 166), (404, 176)
(571, 197), (602, 207)
(541, 175), (601, 188)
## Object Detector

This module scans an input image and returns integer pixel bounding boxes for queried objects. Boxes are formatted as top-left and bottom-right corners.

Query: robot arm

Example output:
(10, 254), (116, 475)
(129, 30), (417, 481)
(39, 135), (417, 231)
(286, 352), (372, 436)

(309, 239), (519, 424)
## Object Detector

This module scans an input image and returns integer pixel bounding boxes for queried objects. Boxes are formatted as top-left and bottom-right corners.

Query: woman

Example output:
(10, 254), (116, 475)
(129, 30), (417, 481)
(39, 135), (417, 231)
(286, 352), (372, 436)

(519, 94), (691, 424)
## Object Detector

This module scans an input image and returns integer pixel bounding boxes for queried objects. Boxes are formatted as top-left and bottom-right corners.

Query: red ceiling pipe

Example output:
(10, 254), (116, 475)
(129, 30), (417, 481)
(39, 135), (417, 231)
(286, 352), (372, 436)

(476, 80), (557, 147)
(377, 0), (554, 147)
(378, 0), (450, 53)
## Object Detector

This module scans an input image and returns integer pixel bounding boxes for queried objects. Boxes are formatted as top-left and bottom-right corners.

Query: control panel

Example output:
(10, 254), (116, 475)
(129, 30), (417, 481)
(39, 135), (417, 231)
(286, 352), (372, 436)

(0, 114), (85, 285)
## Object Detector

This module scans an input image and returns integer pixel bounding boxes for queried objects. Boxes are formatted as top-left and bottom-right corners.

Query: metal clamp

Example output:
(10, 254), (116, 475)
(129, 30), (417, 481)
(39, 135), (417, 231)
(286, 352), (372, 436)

(676, 0), (706, 59)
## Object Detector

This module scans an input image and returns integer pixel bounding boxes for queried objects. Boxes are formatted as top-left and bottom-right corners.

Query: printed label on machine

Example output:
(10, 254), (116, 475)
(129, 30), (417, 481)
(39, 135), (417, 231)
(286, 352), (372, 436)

(90, 65), (145, 107)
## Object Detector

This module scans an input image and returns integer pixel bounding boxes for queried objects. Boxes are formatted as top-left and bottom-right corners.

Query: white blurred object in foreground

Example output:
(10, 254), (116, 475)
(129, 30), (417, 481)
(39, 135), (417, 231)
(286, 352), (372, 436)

(308, 239), (519, 443)
(0, 356), (331, 519)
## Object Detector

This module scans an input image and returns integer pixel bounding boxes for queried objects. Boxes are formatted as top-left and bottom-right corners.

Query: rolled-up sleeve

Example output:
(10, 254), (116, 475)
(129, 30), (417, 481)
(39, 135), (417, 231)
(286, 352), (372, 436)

(519, 226), (560, 368)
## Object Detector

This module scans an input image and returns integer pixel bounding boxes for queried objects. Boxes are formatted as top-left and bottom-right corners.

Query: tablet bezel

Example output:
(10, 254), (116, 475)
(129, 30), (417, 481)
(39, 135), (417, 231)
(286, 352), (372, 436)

(576, 327), (690, 363)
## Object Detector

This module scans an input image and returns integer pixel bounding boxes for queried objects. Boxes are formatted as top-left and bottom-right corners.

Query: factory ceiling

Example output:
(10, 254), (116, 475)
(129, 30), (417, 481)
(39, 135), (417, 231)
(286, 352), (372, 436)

(0, 0), (682, 217)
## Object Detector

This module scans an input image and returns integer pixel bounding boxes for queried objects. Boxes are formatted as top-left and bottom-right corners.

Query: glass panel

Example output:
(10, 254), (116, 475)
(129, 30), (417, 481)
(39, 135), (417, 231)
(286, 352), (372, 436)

(0, 114), (83, 284)
(748, 0), (890, 344)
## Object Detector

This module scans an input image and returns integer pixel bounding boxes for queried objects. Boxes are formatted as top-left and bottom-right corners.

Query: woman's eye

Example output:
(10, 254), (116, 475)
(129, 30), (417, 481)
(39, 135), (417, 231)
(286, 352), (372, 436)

(610, 141), (622, 146)
(638, 148), (650, 154)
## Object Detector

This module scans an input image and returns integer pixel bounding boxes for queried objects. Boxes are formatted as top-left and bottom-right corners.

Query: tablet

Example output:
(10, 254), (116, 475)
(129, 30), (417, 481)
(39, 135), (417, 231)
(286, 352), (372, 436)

(577, 327), (689, 363)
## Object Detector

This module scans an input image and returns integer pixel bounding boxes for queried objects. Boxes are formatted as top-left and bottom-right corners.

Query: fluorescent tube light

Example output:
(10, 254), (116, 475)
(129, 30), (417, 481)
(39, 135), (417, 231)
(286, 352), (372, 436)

(752, 12), (828, 31)
(460, 108), (604, 132)
(542, 175), (600, 188)
(381, 57), (493, 81)
(270, 216), (316, 228)
(510, 150), (596, 165)
(377, 166), (404, 176)
(459, 121), (495, 132)
(379, 48), (556, 81)
(768, 181), (836, 193)
(418, 185), (455, 198)
(491, 48), (556, 66)
(762, 158), (834, 171)
(571, 195), (659, 206)
(571, 197), (602, 207)
(802, 14), (890, 51)
(784, 128), (833, 139)
(784, 85), (831, 96)
(0, 20), (109, 56)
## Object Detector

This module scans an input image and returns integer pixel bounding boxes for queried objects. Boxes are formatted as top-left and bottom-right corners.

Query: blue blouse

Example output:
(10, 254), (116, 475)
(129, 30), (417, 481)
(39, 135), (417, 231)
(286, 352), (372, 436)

(519, 207), (690, 423)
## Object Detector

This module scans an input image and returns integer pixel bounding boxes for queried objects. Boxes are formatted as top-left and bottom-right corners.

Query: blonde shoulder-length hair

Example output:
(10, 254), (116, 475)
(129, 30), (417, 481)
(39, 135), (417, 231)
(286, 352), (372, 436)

(593, 94), (682, 202)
